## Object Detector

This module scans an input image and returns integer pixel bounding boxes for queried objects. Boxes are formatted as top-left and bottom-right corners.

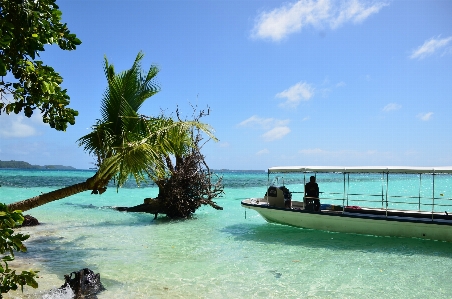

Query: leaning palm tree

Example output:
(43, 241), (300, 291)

(8, 52), (214, 212)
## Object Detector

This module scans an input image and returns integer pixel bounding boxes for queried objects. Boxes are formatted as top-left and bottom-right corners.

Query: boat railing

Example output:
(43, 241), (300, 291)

(307, 191), (452, 215)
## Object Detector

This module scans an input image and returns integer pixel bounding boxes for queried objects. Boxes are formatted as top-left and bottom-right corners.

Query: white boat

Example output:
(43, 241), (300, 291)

(241, 166), (452, 242)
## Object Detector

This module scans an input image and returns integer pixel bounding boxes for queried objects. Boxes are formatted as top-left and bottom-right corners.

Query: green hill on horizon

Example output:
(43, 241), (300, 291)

(0, 160), (76, 170)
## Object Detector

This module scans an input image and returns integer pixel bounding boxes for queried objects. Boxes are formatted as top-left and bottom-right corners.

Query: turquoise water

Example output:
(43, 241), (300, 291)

(2, 169), (452, 298)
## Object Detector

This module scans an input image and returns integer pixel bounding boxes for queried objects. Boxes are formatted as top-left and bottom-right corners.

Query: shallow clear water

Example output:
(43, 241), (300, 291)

(2, 169), (452, 298)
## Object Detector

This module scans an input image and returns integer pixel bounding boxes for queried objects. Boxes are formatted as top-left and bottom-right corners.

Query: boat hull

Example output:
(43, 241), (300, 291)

(242, 199), (452, 242)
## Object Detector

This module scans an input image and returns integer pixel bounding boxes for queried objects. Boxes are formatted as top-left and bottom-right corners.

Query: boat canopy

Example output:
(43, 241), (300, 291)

(268, 166), (452, 174)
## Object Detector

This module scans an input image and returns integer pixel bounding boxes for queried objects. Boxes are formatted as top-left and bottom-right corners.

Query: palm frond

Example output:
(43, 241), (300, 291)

(77, 52), (218, 191)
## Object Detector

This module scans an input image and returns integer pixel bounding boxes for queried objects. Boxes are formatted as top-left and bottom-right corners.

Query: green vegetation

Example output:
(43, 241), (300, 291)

(0, 0), (81, 131)
(0, 204), (39, 297)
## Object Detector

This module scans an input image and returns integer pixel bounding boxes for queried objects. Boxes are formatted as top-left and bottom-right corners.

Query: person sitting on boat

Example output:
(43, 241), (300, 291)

(305, 176), (320, 211)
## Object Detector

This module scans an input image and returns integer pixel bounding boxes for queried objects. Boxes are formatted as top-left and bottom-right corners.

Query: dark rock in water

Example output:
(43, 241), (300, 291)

(60, 268), (105, 299)
(21, 215), (39, 226)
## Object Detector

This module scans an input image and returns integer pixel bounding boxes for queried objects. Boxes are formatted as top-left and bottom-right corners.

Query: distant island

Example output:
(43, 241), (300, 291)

(212, 169), (266, 173)
(0, 160), (76, 170)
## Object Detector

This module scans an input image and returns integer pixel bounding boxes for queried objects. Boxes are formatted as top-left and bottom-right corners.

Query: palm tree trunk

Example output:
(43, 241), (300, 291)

(8, 180), (93, 212)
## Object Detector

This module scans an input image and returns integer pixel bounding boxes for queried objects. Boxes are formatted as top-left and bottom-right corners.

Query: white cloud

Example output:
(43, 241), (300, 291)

(382, 103), (401, 112)
(262, 126), (291, 141)
(276, 82), (314, 108)
(417, 112), (433, 121)
(409, 36), (452, 59)
(331, 0), (387, 28)
(256, 148), (270, 155)
(238, 116), (291, 142)
(251, 0), (388, 41)
(238, 115), (289, 129)
(335, 81), (346, 87)
(0, 113), (43, 138)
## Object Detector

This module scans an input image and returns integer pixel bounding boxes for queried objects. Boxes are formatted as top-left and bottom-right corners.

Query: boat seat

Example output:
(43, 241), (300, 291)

(265, 186), (285, 208)
(304, 197), (319, 211)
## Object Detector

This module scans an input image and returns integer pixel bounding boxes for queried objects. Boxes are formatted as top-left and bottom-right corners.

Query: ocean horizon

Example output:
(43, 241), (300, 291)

(2, 168), (452, 298)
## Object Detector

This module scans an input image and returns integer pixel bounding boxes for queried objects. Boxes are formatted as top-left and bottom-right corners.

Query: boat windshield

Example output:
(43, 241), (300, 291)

(270, 176), (284, 187)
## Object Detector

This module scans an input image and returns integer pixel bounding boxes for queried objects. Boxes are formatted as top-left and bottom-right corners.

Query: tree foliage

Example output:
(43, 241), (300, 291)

(0, 0), (81, 131)
(154, 121), (224, 218)
(0, 204), (39, 297)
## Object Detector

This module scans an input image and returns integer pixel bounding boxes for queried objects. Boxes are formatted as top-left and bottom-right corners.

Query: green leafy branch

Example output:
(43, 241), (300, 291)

(0, 0), (81, 131)
(0, 204), (39, 297)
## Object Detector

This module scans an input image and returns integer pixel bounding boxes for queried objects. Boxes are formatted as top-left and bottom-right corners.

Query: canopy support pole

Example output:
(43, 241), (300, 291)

(385, 172), (389, 217)
(343, 172), (346, 211)
(381, 172), (384, 209)
(418, 174), (422, 211)
(432, 173), (435, 220)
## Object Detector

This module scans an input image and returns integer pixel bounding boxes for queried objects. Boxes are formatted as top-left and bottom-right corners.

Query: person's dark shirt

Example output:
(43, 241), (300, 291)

(305, 182), (319, 198)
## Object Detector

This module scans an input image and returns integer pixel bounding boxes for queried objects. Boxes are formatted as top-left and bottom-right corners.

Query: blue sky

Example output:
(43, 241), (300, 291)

(0, 0), (451, 170)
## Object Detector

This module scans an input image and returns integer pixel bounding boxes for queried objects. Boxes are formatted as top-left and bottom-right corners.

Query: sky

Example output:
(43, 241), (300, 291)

(0, 0), (451, 170)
